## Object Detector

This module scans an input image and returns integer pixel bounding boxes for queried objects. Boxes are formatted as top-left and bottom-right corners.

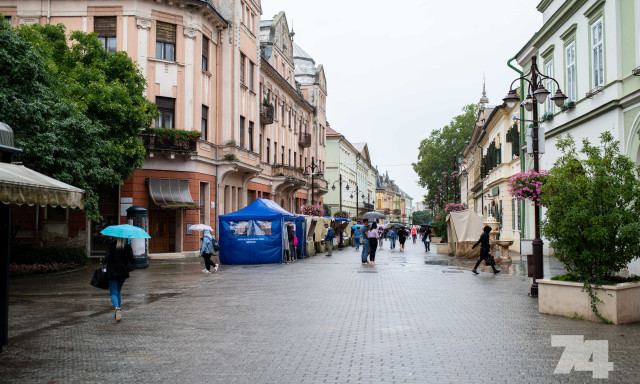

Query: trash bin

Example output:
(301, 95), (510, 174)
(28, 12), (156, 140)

(126, 206), (149, 269)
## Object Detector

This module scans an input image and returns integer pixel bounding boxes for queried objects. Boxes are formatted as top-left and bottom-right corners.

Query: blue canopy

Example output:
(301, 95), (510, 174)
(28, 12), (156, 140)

(219, 199), (303, 264)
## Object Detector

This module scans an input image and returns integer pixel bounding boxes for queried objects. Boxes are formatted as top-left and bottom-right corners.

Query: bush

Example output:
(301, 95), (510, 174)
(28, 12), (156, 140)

(11, 245), (88, 266)
(541, 132), (640, 321)
(432, 209), (447, 242)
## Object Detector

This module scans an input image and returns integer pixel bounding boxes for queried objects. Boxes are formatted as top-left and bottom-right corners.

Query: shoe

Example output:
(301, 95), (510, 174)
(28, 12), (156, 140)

(214, 264), (219, 273)
(472, 269), (479, 275)
(204, 269), (212, 274)
(494, 270), (501, 274)
(115, 307), (122, 322)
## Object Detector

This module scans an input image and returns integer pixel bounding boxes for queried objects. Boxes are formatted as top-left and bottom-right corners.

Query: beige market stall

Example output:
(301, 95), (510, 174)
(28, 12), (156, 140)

(446, 210), (484, 258)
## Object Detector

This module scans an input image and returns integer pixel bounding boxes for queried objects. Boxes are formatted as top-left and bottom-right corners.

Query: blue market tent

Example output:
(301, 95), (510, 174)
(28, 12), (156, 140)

(219, 199), (305, 264)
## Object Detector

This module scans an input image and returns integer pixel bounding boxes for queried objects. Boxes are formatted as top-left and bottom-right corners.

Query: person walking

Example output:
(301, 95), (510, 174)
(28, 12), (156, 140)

(378, 228), (385, 249)
(471, 225), (500, 274)
(286, 225), (296, 262)
(411, 226), (417, 244)
(200, 229), (219, 273)
(422, 227), (431, 252)
(397, 227), (407, 252)
(105, 237), (136, 322)
(389, 227), (397, 250)
(360, 219), (370, 263)
(325, 224), (335, 256)
(368, 222), (379, 265)
(354, 225), (361, 251)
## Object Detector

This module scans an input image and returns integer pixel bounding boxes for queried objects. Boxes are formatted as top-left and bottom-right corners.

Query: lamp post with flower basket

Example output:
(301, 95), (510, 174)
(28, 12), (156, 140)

(503, 55), (567, 297)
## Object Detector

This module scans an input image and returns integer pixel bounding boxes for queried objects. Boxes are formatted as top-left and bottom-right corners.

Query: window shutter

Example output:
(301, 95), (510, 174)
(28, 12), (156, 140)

(156, 22), (176, 44)
(94, 16), (117, 37)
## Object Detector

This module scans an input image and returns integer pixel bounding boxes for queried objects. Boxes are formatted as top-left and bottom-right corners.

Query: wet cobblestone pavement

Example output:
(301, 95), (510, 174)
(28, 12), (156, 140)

(2, 240), (639, 383)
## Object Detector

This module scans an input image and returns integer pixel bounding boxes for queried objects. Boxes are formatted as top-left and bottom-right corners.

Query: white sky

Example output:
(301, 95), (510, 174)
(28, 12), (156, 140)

(262, 0), (542, 205)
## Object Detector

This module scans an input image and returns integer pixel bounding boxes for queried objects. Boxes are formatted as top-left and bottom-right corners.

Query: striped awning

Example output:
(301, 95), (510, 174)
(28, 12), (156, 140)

(148, 178), (198, 209)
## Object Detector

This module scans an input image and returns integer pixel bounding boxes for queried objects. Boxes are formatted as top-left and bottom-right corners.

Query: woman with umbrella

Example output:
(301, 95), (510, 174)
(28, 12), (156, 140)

(101, 224), (150, 322)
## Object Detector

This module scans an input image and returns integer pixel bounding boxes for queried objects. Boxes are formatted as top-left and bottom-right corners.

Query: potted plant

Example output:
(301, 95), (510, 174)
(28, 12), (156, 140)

(507, 170), (549, 207)
(334, 210), (350, 219)
(541, 111), (554, 121)
(537, 132), (640, 324)
(301, 203), (324, 216)
(560, 100), (576, 112)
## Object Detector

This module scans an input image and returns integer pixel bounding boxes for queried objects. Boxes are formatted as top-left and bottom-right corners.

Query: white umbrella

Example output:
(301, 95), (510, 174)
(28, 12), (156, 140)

(189, 224), (214, 232)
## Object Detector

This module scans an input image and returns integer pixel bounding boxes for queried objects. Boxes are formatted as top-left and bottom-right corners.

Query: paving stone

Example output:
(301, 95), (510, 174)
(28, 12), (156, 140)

(1, 241), (638, 383)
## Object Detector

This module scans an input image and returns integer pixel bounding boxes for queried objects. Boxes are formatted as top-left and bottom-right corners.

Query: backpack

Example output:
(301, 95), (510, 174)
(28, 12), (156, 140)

(326, 228), (334, 241)
(293, 235), (298, 246)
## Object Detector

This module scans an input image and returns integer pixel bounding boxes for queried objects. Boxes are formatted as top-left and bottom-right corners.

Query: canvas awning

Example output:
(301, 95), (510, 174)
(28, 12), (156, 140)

(0, 163), (84, 208)
(148, 178), (198, 209)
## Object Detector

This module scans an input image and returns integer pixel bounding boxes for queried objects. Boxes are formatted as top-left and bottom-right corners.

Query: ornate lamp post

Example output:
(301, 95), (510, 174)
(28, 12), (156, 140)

(349, 183), (364, 219)
(330, 174), (350, 214)
(503, 55), (567, 297)
(303, 159), (323, 206)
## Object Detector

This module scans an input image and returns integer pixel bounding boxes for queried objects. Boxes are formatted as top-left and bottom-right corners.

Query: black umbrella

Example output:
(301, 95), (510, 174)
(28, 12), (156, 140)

(362, 211), (386, 220)
(388, 223), (404, 228)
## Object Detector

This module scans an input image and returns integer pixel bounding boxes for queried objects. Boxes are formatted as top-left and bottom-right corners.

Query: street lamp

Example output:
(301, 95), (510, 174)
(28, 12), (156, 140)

(330, 174), (350, 214)
(349, 184), (364, 219)
(503, 55), (567, 297)
(303, 159), (323, 205)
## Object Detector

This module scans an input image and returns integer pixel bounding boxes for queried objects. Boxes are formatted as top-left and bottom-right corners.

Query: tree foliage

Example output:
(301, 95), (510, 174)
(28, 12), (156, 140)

(411, 210), (432, 225)
(0, 22), (157, 220)
(412, 104), (477, 205)
(541, 132), (640, 282)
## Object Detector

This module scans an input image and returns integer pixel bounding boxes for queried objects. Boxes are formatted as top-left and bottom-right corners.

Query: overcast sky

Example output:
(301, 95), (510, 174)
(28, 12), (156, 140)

(262, 0), (542, 206)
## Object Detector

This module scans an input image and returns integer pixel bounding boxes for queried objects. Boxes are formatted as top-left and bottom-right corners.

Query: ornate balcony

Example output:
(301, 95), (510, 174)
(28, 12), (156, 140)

(271, 164), (305, 179)
(298, 132), (311, 148)
(141, 131), (197, 154)
(260, 103), (274, 125)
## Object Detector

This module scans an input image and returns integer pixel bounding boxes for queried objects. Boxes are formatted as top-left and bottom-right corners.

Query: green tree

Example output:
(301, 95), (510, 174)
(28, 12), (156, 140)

(412, 104), (477, 206)
(0, 22), (157, 220)
(411, 210), (432, 225)
(541, 132), (640, 281)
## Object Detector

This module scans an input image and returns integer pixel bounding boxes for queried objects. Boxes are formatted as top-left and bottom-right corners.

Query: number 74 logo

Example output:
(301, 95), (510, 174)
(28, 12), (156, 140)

(552, 335), (614, 379)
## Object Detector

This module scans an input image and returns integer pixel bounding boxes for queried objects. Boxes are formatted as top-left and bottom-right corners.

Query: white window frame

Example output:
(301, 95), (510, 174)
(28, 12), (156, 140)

(545, 60), (554, 113)
(565, 42), (576, 101)
(591, 17), (604, 88)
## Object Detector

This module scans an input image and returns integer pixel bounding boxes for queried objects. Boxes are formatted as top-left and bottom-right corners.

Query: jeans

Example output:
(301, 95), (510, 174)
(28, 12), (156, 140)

(390, 238), (396, 249)
(361, 239), (370, 263)
(378, 237), (383, 248)
(203, 252), (217, 270)
(424, 239), (430, 251)
(109, 278), (125, 308)
(355, 237), (360, 250)
(369, 238), (378, 262)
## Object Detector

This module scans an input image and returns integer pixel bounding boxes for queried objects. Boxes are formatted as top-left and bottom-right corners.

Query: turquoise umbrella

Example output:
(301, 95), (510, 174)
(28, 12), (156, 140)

(101, 224), (151, 239)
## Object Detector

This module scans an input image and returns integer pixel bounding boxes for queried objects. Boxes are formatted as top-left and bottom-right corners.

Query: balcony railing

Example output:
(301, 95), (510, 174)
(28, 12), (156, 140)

(141, 132), (197, 154)
(272, 164), (305, 179)
(298, 132), (311, 148)
(260, 103), (274, 125)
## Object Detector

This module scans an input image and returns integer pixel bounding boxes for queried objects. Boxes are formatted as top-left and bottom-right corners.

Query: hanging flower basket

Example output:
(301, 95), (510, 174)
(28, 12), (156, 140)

(444, 202), (467, 215)
(301, 203), (324, 216)
(334, 210), (350, 219)
(507, 170), (549, 206)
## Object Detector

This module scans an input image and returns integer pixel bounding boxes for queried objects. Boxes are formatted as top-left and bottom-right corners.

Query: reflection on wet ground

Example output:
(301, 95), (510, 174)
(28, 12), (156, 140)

(423, 251), (568, 278)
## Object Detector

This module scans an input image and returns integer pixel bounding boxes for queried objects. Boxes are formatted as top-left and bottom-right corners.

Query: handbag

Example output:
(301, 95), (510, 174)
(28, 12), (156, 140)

(90, 267), (109, 290)
(486, 255), (495, 267)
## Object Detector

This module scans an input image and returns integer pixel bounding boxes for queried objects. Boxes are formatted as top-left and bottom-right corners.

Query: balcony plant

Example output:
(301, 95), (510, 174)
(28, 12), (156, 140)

(507, 170), (549, 207)
(224, 140), (237, 147)
(301, 203), (324, 216)
(541, 111), (554, 121)
(560, 100), (576, 112)
(334, 210), (350, 219)
(149, 127), (200, 147)
(444, 202), (467, 215)
(540, 132), (640, 323)
(222, 153), (237, 161)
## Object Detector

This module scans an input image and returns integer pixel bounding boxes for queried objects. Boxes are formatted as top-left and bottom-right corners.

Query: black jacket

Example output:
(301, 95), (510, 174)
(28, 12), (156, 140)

(105, 241), (135, 280)
(472, 233), (490, 252)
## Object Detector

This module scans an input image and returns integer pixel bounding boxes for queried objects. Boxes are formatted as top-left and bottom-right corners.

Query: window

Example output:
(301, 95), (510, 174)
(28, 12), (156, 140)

(294, 151), (297, 167)
(512, 199), (515, 230)
(156, 22), (176, 61)
(274, 141), (278, 164)
(240, 54), (246, 85)
(300, 154), (302, 169)
(94, 17), (117, 53)
(199, 183), (207, 224)
(565, 42), (576, 101)
(545, 60), (554, 113)
(248, 121), (254, 152)
(591, 18), (604, 88)
(240, 116), (245, 148)
(281, 145), (285, 165)
(248, 60), (255, 91)
(201, 105), (208, 140)
(4, 16), (11, 25)
(202, 36), (209, 71)
(266, 138), (270, 164)
(288, 149), (291, 166)
(155, 97), (175, 128)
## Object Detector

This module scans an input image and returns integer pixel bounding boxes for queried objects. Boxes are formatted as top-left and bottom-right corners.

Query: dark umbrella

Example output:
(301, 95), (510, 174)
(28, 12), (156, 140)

(362, 211), (386, 220)
(388, 223), (404, 228)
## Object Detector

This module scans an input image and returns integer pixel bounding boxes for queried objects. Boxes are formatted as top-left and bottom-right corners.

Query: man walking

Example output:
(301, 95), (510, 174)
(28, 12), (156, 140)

(411, 226), (417, 244)
(325, 224), (335, 256)
(360, 219), (370, 263)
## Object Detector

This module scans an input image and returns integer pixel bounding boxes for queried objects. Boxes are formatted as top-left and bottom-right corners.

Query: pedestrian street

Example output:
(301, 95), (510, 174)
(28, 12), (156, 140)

(2, 239), (640, 383)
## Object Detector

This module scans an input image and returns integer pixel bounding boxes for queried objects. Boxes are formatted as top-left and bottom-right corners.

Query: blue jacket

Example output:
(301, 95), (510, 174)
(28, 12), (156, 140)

(201, 230), (218, 254)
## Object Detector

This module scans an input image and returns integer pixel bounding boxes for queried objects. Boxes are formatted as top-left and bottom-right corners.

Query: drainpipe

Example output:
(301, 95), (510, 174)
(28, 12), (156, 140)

(507, 56), (526, 239)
